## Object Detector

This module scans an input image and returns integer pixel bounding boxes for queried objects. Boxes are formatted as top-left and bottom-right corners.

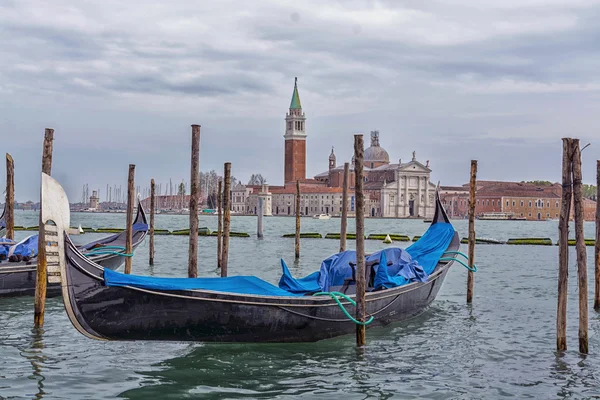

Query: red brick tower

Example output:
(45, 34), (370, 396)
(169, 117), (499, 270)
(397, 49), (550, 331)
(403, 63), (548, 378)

(284, 77), (306, 183)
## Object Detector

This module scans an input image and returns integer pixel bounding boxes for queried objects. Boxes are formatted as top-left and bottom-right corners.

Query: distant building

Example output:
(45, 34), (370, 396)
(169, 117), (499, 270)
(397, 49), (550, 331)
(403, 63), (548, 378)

(235, 79), (436, 218)
(89, 190), (99, 210)
(439, 181), (597, 221)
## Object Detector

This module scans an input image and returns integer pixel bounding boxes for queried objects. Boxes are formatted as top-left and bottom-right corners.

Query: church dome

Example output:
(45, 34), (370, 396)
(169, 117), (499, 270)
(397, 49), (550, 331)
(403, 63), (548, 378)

(364, 130), (389, 163)
(364, 145), (389, 163)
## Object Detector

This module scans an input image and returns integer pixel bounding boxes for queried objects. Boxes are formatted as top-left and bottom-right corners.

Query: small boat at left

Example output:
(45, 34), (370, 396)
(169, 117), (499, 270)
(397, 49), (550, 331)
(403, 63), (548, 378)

(0, 200), (148, 298)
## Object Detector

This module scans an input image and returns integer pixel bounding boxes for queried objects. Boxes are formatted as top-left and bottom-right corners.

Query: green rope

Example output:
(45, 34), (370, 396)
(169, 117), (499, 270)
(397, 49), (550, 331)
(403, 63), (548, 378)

(313, 291), (374, 325)
(85, 246), (134, 257)
(439, 257), (477, 272)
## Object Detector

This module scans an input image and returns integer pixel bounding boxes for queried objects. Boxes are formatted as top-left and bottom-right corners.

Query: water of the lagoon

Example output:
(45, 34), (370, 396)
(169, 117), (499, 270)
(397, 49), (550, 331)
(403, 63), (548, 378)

(1, 211), (599, 399)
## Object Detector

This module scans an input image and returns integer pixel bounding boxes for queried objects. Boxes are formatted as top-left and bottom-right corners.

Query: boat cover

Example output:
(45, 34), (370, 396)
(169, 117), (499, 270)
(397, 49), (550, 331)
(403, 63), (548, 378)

(280, 222), (455, 293)
(0, 235), (38, 259)
(103, 269), (304, 297)
(103, 222), (454, 297)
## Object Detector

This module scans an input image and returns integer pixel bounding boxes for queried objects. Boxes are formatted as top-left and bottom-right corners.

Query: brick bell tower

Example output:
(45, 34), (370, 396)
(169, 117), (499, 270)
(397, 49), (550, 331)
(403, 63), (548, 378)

(284, 77), (306, 183)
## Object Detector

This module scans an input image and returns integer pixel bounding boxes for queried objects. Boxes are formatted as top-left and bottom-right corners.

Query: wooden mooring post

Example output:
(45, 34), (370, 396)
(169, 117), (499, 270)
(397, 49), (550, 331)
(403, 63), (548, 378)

(149, 179), (155, 266)
(221, 162), (231, 277)
(5, 153), (14, 240)
(257, 197), (264, 239)
(467, 160), (477, 304)
(595, 159), (600, 312)
(572, 139), (588, 354)
(124, 164), (135, 275)
(339, 162), (349, 253)
(295, 180), (300, 259)
(557, 138), (573, 352)
(188, 125), (201, 278)
(217, 179), (223, 269)
(354, 134), (366, 347)
(34, 128), (54, 328)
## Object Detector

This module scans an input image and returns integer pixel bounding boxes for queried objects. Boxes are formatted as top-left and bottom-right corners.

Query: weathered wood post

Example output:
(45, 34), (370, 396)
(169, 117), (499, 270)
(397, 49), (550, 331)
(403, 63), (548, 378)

(188, 125), (201, 278)
(34, 128), (54, 328)
(221, 163), (231, 277)
(557, 138), (573, 351)
(5, 153), (14, 240)
(124, 164), (135, 275)
(149, 179), (155, 266)
(595, 159), (600, 312)
(354, 134), (366, 347)
(257, 197), (264, 239)
(295, 180), (301, 259)
(467, 160), (477, 304)
(217, 179), (223, 269)
(571, 139), (588, 354)
(340, 162), (350, 253)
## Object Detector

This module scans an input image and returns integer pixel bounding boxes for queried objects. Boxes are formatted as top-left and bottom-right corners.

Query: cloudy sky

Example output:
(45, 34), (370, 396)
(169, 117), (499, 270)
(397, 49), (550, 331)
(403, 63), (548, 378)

(1, 0), (600, 202)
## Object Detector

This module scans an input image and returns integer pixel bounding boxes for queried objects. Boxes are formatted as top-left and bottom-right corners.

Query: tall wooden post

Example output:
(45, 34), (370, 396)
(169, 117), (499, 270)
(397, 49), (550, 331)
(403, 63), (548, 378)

(34, 128), (54, 328)
(188, 125), (201, 278)
(149, 179), (155, 266)
(467, 160), (477, 304)
(5, 154), (14, 240)
(257, 197), (264, 239)
(354, 134), (366, 347)
(124, 164), (135, 275)
(557, 138), (573, 352)
(295, 180), (301, 259)
(595, 160), (600, 312)
(221, 163), (231, 277)
(571, 139), (588, 354)
(217, 179), (223, 269)
(340, 162), (350, 253)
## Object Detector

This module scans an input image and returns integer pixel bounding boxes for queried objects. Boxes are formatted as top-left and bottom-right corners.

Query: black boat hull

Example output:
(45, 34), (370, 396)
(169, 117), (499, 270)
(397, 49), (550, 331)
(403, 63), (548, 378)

(64, 240), (456, 342)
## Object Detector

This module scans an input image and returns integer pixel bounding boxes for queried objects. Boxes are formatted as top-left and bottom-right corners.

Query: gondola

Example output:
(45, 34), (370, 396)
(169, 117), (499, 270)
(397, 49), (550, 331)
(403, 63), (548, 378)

(0, 198), (148, 298)
(44, 173), (461, 343)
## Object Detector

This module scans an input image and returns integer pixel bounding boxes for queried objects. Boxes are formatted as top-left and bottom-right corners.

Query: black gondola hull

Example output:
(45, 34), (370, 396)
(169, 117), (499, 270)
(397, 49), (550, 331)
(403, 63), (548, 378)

(62, 230), (459, 343)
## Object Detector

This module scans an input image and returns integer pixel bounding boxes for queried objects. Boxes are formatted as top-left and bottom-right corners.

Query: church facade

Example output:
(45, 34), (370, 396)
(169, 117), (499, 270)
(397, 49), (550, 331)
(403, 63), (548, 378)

(231, 79), (436, 218)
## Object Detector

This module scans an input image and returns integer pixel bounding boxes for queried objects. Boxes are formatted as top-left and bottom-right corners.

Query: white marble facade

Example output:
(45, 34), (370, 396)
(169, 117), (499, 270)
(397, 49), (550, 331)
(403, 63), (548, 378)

(380, 161), (436, 218)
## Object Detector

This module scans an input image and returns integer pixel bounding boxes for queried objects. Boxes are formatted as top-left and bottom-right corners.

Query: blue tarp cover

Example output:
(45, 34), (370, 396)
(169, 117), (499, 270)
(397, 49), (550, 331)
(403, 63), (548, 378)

(0, 235), (38, 259)
(104, 268), (303, 297)
(279, 222), (455, 293)
(103, 222), (455, 297)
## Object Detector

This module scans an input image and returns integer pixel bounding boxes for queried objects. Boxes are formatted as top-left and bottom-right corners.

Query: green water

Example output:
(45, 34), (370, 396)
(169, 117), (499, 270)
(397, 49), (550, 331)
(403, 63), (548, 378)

(1, 212), (599, 399)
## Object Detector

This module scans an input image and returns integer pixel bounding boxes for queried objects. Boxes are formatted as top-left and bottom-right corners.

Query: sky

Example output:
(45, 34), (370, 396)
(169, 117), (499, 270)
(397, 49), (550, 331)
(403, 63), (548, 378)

(1, 0), (600, 202)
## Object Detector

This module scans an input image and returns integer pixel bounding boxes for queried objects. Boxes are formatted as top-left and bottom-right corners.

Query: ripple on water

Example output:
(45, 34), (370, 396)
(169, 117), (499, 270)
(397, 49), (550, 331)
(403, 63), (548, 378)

(1, 215), (600, 398)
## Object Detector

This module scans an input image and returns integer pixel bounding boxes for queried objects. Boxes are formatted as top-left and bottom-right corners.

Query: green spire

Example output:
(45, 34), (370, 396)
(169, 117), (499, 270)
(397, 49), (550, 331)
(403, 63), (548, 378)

(289, 77), (302, 110)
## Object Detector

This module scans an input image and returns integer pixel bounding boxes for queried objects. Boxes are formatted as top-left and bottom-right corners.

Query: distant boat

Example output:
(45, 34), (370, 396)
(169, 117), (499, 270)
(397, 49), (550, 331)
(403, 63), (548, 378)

(312, 214), (331, 220)
(478, 212), (526, 221)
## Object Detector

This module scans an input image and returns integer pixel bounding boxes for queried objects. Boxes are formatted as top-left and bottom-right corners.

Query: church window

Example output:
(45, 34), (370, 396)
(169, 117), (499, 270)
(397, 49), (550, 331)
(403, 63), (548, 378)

(520, 201), (524, 207)
(371, 162), (374, 168)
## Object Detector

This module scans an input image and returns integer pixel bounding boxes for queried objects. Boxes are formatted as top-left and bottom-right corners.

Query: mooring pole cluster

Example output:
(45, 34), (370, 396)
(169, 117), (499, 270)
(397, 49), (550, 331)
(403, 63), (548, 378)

(557, 138), (588, 354)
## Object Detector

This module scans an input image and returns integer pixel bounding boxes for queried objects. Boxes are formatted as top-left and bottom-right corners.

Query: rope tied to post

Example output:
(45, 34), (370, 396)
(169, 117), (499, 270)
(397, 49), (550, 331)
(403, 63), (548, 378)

(441, 251), (477, 272)
(313, 291), (374, 325)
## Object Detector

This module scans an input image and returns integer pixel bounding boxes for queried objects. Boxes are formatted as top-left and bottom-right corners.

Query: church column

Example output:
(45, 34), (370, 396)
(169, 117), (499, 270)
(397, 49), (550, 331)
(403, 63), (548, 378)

(425, 178), (430, 218)
(404, 176), (409, 217)
(417, 176), (422, 217)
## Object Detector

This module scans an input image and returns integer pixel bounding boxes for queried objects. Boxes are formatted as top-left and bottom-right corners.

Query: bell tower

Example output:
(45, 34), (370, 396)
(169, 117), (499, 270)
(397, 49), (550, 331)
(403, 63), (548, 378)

(284, 77), (306, 183)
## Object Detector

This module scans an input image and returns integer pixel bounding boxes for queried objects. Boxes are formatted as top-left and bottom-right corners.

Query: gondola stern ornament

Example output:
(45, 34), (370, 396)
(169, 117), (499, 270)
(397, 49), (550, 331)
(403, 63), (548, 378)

(41, 172), (71, 285)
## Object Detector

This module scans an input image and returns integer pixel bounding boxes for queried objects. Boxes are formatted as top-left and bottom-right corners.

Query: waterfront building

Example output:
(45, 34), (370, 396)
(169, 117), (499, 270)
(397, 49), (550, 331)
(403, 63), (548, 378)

(439, 181), (597, 221)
